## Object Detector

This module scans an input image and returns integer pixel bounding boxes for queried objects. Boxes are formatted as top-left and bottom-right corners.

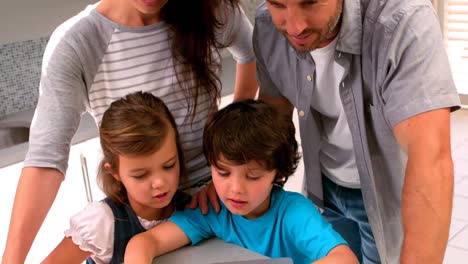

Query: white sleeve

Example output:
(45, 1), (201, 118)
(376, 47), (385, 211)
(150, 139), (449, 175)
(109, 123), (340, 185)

(64, 202), (114, 262)
(218, 4), (255, 64)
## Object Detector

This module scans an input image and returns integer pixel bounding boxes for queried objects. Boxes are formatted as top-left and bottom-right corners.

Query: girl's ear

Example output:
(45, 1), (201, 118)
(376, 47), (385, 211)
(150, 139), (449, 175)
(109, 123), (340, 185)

(104, 162), (120, 181)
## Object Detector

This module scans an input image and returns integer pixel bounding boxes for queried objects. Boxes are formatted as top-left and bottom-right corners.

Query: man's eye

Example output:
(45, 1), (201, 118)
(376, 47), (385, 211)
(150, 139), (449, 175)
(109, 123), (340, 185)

(269, 2), (284, 8)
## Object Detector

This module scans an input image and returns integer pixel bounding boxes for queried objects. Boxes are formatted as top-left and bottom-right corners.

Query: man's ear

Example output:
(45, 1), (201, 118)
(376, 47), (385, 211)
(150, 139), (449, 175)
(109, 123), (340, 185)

(104, 162), (120, 181)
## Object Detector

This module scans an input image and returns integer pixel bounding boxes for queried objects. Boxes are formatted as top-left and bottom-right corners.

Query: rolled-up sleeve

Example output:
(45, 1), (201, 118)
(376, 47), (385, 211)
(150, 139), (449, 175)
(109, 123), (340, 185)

(380, 6), (460, 128)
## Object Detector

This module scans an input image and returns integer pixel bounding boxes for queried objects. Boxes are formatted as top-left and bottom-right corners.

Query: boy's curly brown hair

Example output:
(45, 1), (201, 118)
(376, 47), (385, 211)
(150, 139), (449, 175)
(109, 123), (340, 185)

(203, 99), (301, 186)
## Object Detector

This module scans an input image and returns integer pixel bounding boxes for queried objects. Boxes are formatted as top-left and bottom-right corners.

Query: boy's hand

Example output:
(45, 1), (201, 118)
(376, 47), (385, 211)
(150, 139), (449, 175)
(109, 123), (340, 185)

(188, 182), (220, 214)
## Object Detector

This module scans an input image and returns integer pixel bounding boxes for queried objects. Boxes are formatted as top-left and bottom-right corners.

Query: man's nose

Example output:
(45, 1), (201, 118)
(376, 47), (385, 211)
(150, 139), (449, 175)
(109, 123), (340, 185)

(285, 9), (307, 37)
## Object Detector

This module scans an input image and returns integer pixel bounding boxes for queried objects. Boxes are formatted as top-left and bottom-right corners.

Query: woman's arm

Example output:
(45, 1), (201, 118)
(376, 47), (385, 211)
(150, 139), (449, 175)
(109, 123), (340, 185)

(312, 245), (359, 264)
(3, 167), (63, 264)
(41, 237), (91, 264)
(125, 222), (191, 263)
(233, 61), (258, 101)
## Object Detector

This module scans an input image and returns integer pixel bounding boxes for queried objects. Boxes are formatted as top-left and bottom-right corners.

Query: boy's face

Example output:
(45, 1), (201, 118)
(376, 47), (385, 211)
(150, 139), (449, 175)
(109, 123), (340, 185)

(211, 155), (277, 219)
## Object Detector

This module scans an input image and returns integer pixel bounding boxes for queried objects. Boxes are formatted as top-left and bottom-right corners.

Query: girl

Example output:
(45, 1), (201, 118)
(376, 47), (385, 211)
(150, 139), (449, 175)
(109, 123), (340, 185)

(42, 92), (190, 264)
(3, 0), (257, 262)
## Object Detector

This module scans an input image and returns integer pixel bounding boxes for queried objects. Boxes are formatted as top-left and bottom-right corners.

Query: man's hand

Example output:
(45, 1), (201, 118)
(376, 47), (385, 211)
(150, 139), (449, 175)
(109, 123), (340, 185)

(187, 182), (220, 214)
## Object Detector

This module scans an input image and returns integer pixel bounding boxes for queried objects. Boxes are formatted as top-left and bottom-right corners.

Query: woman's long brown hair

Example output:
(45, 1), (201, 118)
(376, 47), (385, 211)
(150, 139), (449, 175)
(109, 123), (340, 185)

(161, 0), (240, 122)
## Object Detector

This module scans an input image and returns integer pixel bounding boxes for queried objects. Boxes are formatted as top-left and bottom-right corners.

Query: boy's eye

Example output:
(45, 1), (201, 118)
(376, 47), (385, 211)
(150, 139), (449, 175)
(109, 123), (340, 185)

(247, 175), (261, 181)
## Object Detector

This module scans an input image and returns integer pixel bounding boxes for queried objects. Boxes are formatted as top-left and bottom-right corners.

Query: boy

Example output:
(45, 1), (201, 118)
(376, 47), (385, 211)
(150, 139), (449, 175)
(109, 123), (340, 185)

(125, 100), (358, 264)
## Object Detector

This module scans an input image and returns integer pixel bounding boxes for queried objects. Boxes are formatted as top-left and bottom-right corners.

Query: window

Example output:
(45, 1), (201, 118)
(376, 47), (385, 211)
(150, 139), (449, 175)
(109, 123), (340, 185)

(438, 0), (468, 103)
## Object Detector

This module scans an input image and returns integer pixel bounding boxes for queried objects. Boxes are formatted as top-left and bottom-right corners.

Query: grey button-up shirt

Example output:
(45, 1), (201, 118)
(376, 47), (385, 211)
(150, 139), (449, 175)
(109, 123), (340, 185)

(253, 0), (461, 263)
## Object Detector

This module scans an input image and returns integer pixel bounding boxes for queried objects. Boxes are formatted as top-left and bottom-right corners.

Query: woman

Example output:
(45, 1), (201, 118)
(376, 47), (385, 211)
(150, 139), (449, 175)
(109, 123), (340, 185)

(2, 0), (257, 262)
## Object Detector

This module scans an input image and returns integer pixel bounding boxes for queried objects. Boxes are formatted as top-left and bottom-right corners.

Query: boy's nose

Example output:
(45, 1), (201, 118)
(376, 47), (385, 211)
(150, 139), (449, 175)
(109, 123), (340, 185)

(230, 176), (246, 194)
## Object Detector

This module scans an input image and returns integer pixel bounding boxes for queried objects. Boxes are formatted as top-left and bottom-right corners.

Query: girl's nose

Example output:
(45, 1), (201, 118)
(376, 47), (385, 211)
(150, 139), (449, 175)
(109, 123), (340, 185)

(151, 177), (165, 189)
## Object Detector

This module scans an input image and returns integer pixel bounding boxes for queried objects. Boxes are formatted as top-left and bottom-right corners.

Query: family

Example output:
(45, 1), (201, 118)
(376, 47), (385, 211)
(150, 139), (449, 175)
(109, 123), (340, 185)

(2, 0), (460, 264)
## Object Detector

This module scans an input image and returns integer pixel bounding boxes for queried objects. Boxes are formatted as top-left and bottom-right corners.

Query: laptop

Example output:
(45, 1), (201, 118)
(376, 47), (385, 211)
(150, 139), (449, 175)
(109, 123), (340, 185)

(212, 258), (293, 264)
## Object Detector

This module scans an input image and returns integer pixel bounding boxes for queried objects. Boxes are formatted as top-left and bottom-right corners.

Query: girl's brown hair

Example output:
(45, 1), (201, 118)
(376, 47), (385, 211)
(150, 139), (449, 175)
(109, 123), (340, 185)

(161, 0), (240, 122)
(98, 91), (186, 204)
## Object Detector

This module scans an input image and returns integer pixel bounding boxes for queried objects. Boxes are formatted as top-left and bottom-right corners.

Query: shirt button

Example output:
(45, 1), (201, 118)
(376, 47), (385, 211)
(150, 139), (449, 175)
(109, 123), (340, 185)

(306, 75), (312, 81)
(299, 110), (305, 117)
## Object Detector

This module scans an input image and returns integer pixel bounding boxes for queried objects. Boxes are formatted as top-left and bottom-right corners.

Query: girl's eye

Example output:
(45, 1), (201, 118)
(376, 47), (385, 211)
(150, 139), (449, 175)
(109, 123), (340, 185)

(163, 163), (176, 170)
(217, 170), (230, 177)
(130, 172), (147, 179)
(131, 174), (145, 179)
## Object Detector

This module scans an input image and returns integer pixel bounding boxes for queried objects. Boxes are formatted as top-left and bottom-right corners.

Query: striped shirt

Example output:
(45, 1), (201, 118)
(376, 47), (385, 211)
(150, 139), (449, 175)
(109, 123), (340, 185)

(25, 3), (255, 188)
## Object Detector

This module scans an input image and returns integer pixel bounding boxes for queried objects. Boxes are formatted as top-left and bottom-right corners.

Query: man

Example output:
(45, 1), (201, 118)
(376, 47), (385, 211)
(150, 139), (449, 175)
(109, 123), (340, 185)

(253, 0), (460, 263)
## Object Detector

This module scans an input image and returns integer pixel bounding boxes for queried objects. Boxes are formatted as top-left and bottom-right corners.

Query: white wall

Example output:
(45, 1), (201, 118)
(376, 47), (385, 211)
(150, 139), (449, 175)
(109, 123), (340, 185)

(0, 0), (96, 45)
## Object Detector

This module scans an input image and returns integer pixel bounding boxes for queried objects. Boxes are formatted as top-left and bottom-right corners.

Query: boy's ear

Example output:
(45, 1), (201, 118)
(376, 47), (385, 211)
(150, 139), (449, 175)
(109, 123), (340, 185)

(104, 162), (120, 181)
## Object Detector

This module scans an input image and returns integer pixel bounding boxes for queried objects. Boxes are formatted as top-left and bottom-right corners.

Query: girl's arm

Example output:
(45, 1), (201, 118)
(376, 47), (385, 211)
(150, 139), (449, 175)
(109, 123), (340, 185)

(312, 245), (359, 264)
(125, 222), (191, 263)
(41, 237), (91, 264)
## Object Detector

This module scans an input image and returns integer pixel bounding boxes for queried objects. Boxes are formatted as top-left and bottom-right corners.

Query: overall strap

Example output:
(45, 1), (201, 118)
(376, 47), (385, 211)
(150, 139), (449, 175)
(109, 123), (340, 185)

(104, 198), (146, 264)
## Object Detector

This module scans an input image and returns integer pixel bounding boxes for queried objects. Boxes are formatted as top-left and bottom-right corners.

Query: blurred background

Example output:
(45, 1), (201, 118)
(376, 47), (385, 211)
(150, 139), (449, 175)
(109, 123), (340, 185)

(0, 0), (467, 263)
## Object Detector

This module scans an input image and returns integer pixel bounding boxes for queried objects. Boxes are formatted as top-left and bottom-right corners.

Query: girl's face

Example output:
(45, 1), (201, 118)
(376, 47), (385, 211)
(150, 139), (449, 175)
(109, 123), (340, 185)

(211, 155), (277, 219)
(112, 129), (180, 220)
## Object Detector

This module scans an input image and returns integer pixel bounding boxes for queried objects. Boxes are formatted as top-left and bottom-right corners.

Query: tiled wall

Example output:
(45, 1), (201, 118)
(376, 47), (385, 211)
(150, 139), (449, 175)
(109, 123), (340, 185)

(0, 0), (261, 119)
(0, 37), (48, 117)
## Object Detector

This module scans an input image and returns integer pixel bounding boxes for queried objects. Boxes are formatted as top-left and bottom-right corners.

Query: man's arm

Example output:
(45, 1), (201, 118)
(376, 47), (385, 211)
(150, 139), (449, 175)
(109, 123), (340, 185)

(2, 167), (63, 264)
(125, 222), (191, 263)
(233, 61), (258, 101)
(394, 108), (453, 264)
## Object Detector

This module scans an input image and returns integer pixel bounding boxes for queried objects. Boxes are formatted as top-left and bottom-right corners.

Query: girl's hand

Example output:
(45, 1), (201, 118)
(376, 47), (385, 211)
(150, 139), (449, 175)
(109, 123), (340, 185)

(124, 236), (153, 264)
(187, 182), (220, 214)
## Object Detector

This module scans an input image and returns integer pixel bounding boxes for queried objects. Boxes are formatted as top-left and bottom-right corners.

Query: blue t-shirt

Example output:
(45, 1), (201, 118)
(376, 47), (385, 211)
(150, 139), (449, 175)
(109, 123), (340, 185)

(169, 187), (346, 264)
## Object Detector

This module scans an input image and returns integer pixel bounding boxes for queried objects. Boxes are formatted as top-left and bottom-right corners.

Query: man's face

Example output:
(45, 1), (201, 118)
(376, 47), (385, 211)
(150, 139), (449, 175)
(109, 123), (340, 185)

(265, 0), (343, 52)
